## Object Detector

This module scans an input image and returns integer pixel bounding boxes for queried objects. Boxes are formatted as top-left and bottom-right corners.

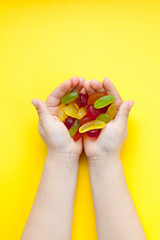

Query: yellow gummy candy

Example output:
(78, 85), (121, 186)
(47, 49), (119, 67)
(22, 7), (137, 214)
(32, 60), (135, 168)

(64, 103), (79, 118)
(58, 104), (68, 122)
(107, 102), (117, 120)
(79, 120), (105, 133)
(64, 103), (87, 119)
(77, 107), (87, 119)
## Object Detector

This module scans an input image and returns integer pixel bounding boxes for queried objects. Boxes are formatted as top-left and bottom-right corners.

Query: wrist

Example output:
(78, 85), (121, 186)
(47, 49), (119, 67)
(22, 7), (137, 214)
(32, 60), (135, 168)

(43, 151), (79, 184)
(46, 150), (80, 167)
(89, 154), (124, 184)
(88, 151), (121, 168)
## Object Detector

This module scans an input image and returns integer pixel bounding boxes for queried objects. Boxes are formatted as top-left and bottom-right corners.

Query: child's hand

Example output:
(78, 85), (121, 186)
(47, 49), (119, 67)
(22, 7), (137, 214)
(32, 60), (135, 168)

(32, 76), (84, 157)
(83, 78), (134, 161)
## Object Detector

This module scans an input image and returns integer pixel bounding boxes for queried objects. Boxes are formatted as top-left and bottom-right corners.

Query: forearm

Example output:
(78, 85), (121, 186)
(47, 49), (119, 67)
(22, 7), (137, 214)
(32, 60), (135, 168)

(21, 152), (79, 240)
(89, 154), (146, 240)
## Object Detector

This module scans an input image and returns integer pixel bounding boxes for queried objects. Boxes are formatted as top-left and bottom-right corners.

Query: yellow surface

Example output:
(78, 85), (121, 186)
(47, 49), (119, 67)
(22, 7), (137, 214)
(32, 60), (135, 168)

(0, 0), (160, 239)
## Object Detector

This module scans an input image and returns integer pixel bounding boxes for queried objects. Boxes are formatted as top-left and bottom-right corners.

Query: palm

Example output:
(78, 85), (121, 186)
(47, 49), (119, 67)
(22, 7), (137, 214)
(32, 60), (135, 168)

(82, 78), (124, 158)
(46, 115), (82, 155)
(42, 76), (84, 156)
(84, 118), (126, 158)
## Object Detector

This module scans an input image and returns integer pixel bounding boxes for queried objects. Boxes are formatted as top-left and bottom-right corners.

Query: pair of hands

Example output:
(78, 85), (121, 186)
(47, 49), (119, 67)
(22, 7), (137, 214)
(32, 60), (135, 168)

(32, 76), (134, 162)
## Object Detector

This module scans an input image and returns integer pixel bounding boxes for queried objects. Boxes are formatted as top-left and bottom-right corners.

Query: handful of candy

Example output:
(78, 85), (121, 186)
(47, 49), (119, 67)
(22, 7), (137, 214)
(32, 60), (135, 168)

(58, 91), (117, 141)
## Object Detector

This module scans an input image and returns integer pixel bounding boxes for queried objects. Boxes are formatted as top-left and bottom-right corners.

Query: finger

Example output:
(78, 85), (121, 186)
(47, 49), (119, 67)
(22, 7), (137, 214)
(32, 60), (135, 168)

(48, 78), (84, 117)
(72, 77), (85, 92)
(46, 76), (80, 108)
(103, 77), (123, 109)
(79, 87), (87, 94)
(90, 79), (105, 92)
(69, 76), (80, 92)
(50, 78), (85, 117)
(115, 100), (134, 127)
(79, 77), (87, 94)
(83, 80), (95, 95)
(32, 98), (52, 124)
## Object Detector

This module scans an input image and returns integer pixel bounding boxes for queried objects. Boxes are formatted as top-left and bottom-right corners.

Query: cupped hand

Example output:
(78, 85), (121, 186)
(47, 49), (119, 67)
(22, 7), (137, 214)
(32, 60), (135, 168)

(32, 76), (84, 157)
(83, 78), (134, 160)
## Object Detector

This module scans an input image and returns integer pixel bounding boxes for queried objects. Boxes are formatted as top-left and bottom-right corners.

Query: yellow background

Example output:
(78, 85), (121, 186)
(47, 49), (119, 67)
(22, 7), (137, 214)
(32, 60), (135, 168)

(0, 0), (160, 239)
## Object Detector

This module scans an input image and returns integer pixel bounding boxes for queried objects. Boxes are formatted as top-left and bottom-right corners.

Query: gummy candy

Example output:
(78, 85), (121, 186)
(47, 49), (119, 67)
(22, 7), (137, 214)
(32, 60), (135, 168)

(77, 107), (87, 119)
(100, 104), (111, 113)
(87, 92), (107, 105)
(79, 115), (92, 125)
(64, 103), (87, 119)
(64, 117), (76, 129)
(73, 130), (83, 141)
(69, 119), (80, 137)
(59, 91), (117, 141)
(76, 93), (88, 108)
(64, 103), (79, 119)
(79, 120), (105, 133)
(58, 104), (68, 122)
(61, 92), (79, 104)
(107, 102), (116, 120)
(96, 113), (110, 124)
(86, 104), (101, 120)
(87, 129), (101, 138)
(94, 95), (114, 109)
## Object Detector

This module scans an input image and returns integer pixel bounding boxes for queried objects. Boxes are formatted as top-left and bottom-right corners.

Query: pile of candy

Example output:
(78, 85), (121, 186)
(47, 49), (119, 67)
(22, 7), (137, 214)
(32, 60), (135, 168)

(58, 92), (117, 141)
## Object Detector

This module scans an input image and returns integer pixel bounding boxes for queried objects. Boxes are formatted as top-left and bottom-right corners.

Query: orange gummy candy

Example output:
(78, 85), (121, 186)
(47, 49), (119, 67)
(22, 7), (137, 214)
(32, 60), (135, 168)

(87, 92), (107, 105)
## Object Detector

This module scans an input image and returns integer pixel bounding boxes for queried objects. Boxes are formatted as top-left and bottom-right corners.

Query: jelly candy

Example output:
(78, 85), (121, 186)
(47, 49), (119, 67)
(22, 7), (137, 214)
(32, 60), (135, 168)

(64, 103), (79, 118)
(58, 104), (68, 122)
(60, 91), (117, 141)
(73, 130), (83, 141)
(69, 119), (80, 137)
(100, 104), (111, 113)
(94, 95), (114, 109)
(77, 107), (87, 119)
(61, 92), (79, 104)
(76, 93), (88, 108)
(79, 120), (105, 133)
(96, 113), (110, 124)
(79, 115), (92, 125)
(87, 92), (107, 105)
(64, 103), (87, 119)
(86, 104), (101, 119)
(64, 117), (76, 129)
(107, 102), (116, 120)
(87, 129), (101, 138)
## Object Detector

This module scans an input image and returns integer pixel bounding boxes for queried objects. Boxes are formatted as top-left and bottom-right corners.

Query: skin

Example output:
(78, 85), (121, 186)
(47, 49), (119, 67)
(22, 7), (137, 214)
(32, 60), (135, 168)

(83, 77), (133, 158)
(36, 76), (84, 155)
(21, 76), (84, 240)
(21, 76), (146, 240)
(83, 77), (146, 240)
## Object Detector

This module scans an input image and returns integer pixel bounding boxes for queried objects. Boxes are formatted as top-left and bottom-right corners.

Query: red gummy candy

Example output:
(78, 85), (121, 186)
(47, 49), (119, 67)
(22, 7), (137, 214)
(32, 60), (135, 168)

(86, 104), (101, 119)
(76, 93), (88, 108)
(79, 115), (92, 125)
(87, 129), (101, 138)
(64, 117), (76, 129)
(100, 104), (111, 113)
(73, 130), (83, 141)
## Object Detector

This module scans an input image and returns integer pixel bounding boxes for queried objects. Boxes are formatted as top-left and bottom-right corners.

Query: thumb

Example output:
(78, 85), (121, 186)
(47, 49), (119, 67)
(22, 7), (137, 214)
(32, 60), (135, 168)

(32, 98), (51, 124)
(115, 100), (134, 127)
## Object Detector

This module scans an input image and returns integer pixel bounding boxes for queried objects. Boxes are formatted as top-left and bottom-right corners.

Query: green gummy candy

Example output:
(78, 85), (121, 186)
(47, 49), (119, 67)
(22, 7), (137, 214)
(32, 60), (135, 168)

(96, 113), (110, 124)
(69, 119), (80, 137)
(94, 95), (114, 109)
(61, 92), (79, 104)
